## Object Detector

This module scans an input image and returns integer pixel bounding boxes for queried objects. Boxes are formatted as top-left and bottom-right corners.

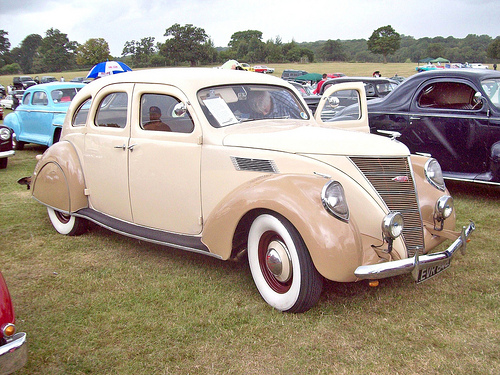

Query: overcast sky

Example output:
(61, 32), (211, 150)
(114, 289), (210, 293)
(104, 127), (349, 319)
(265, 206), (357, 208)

(1, 0), (499, 57)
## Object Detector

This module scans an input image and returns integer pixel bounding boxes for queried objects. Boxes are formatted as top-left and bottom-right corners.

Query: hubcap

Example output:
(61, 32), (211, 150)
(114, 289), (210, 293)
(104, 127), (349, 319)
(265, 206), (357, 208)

(266, 240), (292, 283)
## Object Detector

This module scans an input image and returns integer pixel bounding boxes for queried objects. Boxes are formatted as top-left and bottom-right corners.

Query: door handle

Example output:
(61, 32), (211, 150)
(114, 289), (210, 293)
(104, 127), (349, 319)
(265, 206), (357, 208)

(127, 144), (137, 151)
(409, 116), (420, 120)
(114, 144), (126, 151)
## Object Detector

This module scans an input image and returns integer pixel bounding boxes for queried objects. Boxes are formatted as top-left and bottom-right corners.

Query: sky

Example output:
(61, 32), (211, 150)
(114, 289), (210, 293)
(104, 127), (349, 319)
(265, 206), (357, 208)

(1, 0), (499, 57)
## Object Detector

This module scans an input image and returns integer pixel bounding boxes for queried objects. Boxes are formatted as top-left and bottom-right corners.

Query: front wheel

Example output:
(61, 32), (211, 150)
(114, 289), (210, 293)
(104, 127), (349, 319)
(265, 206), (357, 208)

(248, 213), (323, 313)
(47, 207), (87, 236)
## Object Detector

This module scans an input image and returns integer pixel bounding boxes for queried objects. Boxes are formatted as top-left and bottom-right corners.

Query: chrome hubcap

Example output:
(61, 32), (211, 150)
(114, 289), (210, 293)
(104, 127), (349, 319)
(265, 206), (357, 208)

(265, 240), (292, 282)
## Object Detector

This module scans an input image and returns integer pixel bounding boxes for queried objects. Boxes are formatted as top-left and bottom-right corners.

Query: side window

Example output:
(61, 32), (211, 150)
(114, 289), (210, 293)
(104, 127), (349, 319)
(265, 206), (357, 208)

(95, 92), (128, 128)
(320, 89), (361, 122)
(140, 93), (194, 133)
(417, 82), (478, 110)
(32, 91), (48, 106)
(22, 93), (31, 105)
(72, 98), (92, 127)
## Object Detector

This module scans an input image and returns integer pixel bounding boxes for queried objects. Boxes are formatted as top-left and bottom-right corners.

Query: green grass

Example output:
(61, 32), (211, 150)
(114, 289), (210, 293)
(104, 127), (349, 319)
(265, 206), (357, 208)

(1, 64), (499, 374)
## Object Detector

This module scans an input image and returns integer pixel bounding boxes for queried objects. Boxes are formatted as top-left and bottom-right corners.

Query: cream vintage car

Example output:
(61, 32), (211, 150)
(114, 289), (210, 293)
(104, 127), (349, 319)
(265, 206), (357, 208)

(25, 68), (475, 312)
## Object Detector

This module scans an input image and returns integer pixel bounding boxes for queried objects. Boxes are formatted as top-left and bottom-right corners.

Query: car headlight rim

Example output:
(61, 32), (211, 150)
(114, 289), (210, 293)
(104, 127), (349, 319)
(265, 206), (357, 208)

(435, 195), (454, 221)
(321, 180), (349, 222)
(0, 127), (11, 141)
(381, 212), (404, 240)
(424, 158), (446, 191)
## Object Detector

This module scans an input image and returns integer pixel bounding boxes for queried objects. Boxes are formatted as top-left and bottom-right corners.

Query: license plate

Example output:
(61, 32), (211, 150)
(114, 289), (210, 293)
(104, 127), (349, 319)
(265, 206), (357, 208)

(416, 258), (451, 283)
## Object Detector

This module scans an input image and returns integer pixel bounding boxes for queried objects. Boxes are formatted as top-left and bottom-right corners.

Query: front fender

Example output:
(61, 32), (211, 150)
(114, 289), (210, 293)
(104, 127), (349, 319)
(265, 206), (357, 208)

(202, 174), (364, 282)
(3, 112), (21, 140)
(31, 140), (87, 213)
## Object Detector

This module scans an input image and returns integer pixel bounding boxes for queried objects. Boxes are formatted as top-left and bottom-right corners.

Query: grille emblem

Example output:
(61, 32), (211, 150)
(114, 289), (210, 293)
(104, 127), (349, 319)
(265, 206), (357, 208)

(392, 176), (409, 182)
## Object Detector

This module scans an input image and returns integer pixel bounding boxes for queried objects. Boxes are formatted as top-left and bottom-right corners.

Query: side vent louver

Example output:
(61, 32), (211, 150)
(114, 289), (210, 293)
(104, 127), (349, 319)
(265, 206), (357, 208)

(231, 156), (278, 173)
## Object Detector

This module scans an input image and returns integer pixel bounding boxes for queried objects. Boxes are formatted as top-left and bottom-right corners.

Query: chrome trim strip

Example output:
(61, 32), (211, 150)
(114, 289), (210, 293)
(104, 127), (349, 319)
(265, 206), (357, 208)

(0, 150), (15, 158)
(370, 111), (489, 121)
(354, 221), (475, 281)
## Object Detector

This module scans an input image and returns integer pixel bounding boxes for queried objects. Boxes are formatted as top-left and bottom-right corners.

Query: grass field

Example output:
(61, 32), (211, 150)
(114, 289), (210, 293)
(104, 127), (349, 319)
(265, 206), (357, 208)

(1, 63), (499, 374)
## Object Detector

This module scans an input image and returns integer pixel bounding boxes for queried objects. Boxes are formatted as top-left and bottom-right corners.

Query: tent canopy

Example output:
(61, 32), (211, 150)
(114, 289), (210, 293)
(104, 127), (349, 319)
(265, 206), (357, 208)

(430, 57), (450, 63)
(294, 73), (323, 82)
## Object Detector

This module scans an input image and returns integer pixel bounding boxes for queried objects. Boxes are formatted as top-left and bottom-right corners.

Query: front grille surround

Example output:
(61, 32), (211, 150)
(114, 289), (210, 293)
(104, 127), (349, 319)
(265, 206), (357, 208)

(349, 156), (425, 257)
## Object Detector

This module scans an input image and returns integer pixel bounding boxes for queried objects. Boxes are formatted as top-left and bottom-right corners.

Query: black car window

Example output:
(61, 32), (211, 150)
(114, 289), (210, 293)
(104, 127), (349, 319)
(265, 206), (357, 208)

(417, 82), (479, 110)
(140, 93), (194, 133)
(95, 92), (128, 128)
(72, 98), (92, 127)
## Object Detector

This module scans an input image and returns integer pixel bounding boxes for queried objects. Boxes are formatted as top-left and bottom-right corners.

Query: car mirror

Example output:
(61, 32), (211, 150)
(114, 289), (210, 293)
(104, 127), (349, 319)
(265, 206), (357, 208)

(173, 102), (187, 117)
(327, 96), (340, 109)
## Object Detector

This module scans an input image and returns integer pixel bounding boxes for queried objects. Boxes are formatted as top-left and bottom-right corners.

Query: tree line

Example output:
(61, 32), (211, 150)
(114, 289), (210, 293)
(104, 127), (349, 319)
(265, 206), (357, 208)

(1, 24), (499, 75)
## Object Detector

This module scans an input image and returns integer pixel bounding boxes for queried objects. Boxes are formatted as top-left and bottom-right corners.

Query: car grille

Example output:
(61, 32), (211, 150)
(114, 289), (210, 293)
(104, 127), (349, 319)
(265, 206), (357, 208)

(349, 157), (425, 257)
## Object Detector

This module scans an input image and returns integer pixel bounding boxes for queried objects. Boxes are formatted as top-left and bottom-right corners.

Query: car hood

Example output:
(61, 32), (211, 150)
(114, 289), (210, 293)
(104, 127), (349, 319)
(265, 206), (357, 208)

(222, 121), (409, 156)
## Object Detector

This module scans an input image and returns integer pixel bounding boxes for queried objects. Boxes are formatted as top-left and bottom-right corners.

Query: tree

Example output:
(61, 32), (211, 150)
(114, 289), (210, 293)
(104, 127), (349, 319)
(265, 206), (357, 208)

(319, 39), (346, 61)
(12, 34), (42, 73)
(367, 25), (401, 63)
(228, 30), (263, 49)
(160, 23), (213, 66)
(0, 30), (11, 67)
(122, 37), (157, 67)
(35, 28), (78, 72)
(76, 38), (111, 66)
(487, 37), (500, 60)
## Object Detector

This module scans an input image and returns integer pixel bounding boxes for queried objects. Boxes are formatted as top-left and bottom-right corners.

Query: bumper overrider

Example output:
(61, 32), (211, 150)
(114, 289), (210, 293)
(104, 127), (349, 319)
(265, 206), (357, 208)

(0, 332), (28, 375)
(355, 221), (475, 283)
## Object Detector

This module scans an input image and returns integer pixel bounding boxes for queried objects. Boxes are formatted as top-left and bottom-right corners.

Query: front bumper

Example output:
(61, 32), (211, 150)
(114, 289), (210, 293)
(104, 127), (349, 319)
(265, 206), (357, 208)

(0, 332), (28, 375)
(354, 221), (475, 282)
(0, 150), (15, 159)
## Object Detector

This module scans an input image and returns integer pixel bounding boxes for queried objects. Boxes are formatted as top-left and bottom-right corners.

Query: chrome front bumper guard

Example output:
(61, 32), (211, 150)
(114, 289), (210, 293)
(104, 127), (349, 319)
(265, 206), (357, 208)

(0, 332), (28, 375)
(354, 221), (475, 282)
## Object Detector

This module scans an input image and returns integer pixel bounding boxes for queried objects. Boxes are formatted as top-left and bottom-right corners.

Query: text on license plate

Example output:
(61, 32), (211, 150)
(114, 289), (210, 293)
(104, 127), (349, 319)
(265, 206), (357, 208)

(416, 258), (451, 283)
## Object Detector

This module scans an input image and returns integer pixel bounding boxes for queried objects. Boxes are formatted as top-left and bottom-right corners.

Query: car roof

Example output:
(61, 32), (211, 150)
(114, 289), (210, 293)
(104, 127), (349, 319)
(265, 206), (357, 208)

(25, 82), (86, 92)
(406, 68), (500, 82)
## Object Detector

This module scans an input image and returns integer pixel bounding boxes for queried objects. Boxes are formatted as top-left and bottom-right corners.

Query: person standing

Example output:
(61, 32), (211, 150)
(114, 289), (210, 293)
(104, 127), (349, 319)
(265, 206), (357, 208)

(313, 74), (328, 94)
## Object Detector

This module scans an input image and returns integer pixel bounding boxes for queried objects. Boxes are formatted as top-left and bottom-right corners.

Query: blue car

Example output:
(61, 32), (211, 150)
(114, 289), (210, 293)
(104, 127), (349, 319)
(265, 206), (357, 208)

(4, 82), (84, 149)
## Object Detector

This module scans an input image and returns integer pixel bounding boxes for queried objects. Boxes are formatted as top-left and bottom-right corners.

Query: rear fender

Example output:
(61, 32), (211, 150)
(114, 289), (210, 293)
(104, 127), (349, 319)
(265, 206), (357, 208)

(202, 174), (364, 282)
(31, 141), (87, 213)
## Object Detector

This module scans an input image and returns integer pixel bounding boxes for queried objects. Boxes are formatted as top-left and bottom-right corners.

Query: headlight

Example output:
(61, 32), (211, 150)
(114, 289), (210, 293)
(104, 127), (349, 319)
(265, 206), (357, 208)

(321, 180), (349, 221)
(435, 195), (454, 221)
(0, 127), (11, 141)
(381, 212), (404, 240)
(425, 158), (445, 191)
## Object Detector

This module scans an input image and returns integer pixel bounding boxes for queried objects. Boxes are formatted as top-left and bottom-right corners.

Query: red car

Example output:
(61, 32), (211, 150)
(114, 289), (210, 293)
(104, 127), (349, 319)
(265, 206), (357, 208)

(0, 106), (3, 120)
(0, 271), (27, 374)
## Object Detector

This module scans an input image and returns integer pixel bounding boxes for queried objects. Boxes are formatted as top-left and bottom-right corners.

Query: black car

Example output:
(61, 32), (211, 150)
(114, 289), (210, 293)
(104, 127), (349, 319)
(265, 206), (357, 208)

(13, 76), (37, 90)
(0, 125), (15, 169)
(319, 76), (399, 98)
(366, 69), (500, 185)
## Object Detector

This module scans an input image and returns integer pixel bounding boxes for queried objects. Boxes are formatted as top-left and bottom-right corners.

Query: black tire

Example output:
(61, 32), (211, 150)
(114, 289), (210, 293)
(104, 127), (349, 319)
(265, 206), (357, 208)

(248, 213), (323, 313)
(47, 207), (87, 236)
(13, 139), (25, 150)
(0, 158), (7, 169)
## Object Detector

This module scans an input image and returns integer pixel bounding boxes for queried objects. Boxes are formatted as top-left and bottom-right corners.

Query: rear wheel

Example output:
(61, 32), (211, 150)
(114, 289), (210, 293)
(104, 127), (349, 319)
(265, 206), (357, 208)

(248, 213), (323, 313)
(47, 207), (87, 236)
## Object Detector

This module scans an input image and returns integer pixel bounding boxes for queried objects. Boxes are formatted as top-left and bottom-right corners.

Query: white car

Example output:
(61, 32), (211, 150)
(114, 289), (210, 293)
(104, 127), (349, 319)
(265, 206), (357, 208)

(0, 95), (14, 109)
(26, 68), (474, 312)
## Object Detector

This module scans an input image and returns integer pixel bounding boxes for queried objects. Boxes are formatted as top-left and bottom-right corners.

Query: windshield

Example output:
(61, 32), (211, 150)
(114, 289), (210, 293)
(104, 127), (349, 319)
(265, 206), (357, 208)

(197, 84), (309, 127)
(481, 79), (500, 109)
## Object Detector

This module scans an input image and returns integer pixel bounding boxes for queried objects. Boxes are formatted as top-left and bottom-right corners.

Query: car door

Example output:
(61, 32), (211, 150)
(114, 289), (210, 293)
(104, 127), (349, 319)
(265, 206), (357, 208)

(83, 84), (133, 222)
(20, 89), (54, 145)
(314, 82), (370, 133)
(128, 84), (202, 235)
(405, 80), (490, 175)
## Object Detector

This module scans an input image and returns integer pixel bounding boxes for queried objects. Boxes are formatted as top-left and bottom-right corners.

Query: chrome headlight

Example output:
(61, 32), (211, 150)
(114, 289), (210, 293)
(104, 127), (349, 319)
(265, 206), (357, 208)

(425, 158), (445, 191)
(435, 195), (454, 221)
(321, 180), (349, 222)
(0, 127), (11, 141)
(381, 212), (404, 240)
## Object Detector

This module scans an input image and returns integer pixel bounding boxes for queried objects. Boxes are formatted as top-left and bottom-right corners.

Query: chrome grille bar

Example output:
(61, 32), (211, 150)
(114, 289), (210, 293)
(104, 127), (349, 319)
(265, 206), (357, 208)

(350, 157), (425, 257)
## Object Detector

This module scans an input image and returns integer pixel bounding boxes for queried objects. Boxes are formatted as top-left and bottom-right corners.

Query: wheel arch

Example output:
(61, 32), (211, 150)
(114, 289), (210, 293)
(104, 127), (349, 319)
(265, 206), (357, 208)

(202, 174), (363, 282)
(31, 140), (88, 213)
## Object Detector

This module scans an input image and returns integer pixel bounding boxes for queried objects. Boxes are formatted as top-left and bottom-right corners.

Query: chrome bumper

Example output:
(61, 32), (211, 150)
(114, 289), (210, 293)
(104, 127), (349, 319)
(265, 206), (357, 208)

(0, 332), (28, 375)
(0, 150), (15, 159)
(354, 221), (475, 282)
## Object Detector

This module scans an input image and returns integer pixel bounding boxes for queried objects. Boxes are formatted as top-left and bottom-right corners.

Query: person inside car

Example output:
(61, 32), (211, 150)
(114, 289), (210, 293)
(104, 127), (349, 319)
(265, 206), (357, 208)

(143, 106), (171, 131)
